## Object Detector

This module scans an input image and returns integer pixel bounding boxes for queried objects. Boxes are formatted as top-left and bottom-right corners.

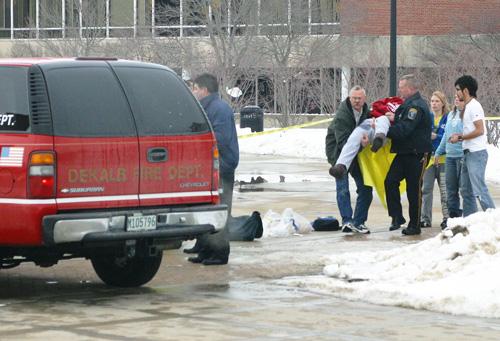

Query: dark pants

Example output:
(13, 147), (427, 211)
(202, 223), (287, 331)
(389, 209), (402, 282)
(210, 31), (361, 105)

(445, 156), (463, 218)
(220, 171), (235, 218)
(186, 171), (234, 258)
(385, 153), (428, 228)
(335, 168), (373, 226)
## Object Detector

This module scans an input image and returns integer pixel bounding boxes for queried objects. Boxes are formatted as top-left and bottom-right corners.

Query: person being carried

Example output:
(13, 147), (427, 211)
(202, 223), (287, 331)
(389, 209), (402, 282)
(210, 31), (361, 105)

(329, 96), (404, 179)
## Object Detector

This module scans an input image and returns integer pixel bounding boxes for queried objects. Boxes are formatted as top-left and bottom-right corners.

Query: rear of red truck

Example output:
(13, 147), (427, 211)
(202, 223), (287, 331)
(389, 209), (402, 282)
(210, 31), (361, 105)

(0, 58), (227, 287)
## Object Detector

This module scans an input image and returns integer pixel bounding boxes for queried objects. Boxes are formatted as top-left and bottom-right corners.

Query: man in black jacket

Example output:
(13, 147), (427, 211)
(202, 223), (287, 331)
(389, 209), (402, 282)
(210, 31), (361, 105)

(385, 74), (432, 235)
(325, 86), (373, 234)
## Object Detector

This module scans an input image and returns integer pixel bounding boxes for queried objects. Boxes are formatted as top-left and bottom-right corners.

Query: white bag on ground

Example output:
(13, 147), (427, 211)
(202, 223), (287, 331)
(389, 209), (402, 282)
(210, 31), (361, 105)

(262, 208), (313, 237)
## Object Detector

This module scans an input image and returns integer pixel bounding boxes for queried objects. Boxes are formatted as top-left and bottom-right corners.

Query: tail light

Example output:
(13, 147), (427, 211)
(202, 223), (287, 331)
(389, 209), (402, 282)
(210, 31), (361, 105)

(28, 152), (56, 199)
(211, 146), (220, 204)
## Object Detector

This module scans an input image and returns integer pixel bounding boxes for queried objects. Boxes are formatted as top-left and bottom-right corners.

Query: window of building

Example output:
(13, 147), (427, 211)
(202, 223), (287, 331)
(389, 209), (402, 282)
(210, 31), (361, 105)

(0, 0), (11, 38)
(183, 0), (207, 36)
(290, 0), (309, 34)
(9, 0), (36, 38)
(109, 0), (134, 37)
(39, 0), (63, 38)
(1, 0), (341, 40)
(229, 0), (258, 35)
(81, 0), (106, 38)
(208, 0), (229, 36)
(64, 0), (80, 34)
(14, 0), (35, 28)
(260, 0), (288, 35)
(311, 0), (339, 34)
(155, 0), (180, 37)
(137, 0), (153, 36)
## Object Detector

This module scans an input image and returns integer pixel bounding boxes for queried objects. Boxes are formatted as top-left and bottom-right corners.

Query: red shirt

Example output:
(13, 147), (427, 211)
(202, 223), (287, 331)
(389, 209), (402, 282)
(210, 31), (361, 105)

(370, 96), (403, 118)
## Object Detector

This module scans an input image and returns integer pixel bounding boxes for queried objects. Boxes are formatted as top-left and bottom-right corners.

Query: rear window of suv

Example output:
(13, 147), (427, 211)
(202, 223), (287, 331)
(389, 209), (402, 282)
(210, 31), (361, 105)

(113, 66), (210, 136)
(0, 67), (30, 133)
(45, 66), (136, 137)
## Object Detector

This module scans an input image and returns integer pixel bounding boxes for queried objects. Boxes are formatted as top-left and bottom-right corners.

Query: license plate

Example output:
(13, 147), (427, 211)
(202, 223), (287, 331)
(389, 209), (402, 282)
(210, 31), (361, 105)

(127, 215), (157, 231)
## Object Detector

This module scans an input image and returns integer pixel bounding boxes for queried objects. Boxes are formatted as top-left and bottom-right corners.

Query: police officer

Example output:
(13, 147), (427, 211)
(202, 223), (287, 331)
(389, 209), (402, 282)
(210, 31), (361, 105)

(384, 74), (432, 235)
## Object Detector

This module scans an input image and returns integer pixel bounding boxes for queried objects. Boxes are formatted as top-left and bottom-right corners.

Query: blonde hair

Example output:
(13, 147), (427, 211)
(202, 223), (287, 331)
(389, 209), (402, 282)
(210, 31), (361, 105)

(431, 91), (450, 115)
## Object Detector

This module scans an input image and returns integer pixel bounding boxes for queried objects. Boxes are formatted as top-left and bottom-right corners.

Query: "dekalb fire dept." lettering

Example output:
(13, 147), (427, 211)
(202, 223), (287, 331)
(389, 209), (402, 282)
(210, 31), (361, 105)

(67, 164), (203, 183)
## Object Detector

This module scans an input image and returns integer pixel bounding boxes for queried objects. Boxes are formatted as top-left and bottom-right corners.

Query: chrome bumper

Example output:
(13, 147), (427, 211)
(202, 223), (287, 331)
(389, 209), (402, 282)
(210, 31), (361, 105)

(42, 205), (228, 244)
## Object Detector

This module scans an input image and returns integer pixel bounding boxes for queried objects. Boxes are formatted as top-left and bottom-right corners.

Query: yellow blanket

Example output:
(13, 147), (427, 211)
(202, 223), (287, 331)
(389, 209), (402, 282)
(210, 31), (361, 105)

(357, 141), (407, 209)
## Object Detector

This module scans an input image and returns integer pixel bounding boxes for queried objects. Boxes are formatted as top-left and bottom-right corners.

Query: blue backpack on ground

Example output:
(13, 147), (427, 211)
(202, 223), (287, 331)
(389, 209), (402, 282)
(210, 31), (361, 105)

(311, 216), (340, 231)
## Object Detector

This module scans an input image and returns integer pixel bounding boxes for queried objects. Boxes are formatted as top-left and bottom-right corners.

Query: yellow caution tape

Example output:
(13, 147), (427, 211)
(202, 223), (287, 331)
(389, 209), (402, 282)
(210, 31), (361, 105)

(238, 115), (500, 153)
(239, 116), (499, 139)
(238, 117), (333, 139)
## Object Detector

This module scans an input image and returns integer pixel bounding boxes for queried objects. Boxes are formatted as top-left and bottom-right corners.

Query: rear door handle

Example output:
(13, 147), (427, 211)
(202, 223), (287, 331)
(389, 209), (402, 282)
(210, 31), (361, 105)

(147, 147), (168, 163)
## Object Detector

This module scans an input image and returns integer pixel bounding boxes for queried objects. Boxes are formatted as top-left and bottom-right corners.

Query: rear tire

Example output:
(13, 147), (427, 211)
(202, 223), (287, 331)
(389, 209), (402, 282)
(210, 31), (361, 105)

(91, 252), (163, 287)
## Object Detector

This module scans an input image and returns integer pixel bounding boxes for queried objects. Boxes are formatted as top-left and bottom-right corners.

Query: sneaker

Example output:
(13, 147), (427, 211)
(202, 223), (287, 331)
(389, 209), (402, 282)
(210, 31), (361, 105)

(341, 222), (354, 233)
(329, 164), (347, 179)
(420, 221), (432, 228)
(371, 133), (385, 152)
(402, 226), (421, 235)
(440, 219), (448, 229)
(351, 224), (371, 234)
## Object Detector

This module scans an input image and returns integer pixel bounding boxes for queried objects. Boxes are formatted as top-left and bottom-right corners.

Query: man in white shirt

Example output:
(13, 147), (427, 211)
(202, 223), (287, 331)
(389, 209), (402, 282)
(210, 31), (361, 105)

(450, 75), (495, 216)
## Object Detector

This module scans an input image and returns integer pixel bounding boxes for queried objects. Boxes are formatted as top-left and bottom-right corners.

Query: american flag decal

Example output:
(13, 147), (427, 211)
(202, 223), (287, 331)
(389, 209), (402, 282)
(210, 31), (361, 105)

(0, 147), (24, 167)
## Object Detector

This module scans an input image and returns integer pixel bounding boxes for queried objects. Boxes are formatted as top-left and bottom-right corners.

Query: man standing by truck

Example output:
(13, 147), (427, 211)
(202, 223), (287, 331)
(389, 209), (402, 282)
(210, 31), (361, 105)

(185, 73), (239, 265)
(192, 73), (239, 216)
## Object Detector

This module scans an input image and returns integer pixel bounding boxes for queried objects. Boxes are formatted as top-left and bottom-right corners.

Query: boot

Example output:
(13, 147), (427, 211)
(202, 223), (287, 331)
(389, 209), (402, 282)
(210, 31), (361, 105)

(202, 256), (229, 265)
(402, 226), (421, 235)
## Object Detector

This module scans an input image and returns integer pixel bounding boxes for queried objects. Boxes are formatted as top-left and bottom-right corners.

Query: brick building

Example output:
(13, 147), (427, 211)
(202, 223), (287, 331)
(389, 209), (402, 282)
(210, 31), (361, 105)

(342, 0), (500, 36)
(0, 1), (498, 115)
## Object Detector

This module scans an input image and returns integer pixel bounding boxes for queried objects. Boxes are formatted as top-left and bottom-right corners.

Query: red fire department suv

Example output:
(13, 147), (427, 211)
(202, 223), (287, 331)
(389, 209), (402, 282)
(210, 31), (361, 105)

(0, 58), (227, 287)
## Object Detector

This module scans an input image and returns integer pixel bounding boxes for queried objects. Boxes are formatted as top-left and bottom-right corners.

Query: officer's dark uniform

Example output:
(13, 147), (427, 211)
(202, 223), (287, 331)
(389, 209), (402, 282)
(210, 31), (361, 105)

(385, 92), (432, 235)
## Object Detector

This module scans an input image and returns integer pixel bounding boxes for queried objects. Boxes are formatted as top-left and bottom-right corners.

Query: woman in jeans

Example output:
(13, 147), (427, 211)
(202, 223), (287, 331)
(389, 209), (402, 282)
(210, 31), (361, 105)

(434, 95), (465, 226)
(421, 91), (450, 228)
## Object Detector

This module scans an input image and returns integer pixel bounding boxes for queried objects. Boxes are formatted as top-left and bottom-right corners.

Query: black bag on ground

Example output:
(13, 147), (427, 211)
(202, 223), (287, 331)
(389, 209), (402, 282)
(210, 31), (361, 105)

(228, 211), (263, 241)
(312, 216), (340, 231)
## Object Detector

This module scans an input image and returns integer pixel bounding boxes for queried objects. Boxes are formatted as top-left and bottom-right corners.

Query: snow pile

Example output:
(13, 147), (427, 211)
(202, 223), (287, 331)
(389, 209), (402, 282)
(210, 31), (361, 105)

(238, 128), (327, 160)
(282, 209), (500, 318)
(262, 208), (314, 237)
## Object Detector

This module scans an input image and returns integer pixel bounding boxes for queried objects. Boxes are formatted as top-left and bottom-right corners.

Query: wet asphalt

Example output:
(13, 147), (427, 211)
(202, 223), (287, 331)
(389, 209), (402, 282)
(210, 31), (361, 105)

(0, 153), (499, 340)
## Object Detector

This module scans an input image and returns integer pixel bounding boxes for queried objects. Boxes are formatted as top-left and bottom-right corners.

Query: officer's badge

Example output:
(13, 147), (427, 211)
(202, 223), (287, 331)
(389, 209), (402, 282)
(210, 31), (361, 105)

(408, 108), (418, 120)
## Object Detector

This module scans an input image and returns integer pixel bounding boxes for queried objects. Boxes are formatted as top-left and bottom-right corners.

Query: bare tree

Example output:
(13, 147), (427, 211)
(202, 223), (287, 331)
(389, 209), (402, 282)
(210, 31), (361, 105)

(154, 0), (260, 110)
(256, 1), (339, 126)
(419, 34), (500, 117)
